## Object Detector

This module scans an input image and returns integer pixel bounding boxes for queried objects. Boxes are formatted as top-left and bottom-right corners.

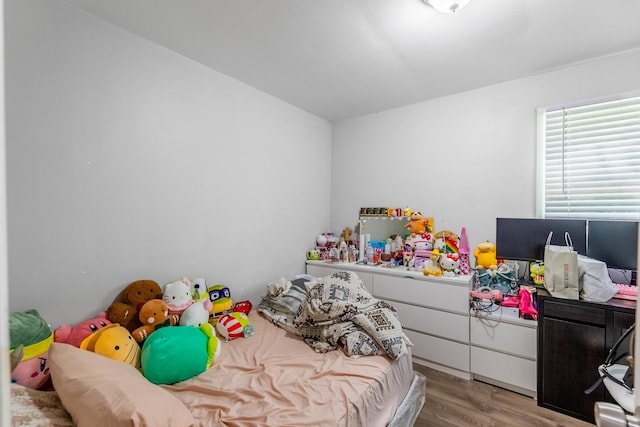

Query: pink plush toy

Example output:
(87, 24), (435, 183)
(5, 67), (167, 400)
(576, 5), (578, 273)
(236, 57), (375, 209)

(10, 309), (54, 389)
(54, 312), (112, 347)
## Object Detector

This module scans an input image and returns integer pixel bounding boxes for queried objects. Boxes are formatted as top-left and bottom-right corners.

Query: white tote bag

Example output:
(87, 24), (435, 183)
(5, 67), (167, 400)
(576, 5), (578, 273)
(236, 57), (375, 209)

(543, 231), (579, 299)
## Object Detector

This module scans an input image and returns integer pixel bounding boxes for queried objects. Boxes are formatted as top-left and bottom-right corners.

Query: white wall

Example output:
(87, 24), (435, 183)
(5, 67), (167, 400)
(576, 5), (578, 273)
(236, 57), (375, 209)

(331, 49), (640, 253)
(5, 0), (331, 328)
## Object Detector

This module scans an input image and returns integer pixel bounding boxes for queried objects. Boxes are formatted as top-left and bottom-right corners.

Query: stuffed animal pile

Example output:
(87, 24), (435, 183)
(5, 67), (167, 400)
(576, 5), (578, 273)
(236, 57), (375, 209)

(9, 276), (256, 390)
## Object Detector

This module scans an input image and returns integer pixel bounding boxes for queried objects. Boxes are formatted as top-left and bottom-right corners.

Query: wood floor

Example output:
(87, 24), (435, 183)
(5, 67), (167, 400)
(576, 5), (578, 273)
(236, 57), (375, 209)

(413, 364), (596, 427)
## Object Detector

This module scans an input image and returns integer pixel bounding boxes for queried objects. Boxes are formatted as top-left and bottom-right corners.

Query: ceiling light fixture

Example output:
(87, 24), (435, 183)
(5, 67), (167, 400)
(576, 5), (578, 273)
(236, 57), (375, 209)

(422, 0), (471, 13)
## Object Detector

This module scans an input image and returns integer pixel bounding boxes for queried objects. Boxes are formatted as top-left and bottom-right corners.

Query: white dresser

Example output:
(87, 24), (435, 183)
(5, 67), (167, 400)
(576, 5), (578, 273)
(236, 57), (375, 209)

(306, 261), (472, 379)
(469, 313), (537, 397)
(306, 260), (538, 396)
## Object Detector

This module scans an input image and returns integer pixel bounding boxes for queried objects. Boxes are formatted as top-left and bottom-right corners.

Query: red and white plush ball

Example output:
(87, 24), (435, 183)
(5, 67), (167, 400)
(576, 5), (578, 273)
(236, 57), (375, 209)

(216, 312), (250, 341)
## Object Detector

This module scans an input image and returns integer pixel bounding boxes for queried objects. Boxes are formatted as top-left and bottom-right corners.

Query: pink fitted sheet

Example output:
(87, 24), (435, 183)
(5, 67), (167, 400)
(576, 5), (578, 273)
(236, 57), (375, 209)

(162, 311), (414, 427)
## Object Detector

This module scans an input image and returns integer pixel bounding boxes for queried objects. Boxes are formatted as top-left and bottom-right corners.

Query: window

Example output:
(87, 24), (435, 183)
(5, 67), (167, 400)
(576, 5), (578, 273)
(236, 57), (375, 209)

(537, 93), (640, 220)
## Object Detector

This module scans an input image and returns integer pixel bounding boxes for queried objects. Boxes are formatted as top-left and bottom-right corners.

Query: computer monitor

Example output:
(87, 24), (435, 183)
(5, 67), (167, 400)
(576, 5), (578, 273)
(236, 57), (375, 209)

(496, 218), (588, 262)
(587, 220), (638, 271)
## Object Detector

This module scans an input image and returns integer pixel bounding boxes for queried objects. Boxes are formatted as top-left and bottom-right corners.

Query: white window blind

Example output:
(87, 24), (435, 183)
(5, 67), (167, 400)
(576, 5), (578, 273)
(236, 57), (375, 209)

(539, 94), (640, 220)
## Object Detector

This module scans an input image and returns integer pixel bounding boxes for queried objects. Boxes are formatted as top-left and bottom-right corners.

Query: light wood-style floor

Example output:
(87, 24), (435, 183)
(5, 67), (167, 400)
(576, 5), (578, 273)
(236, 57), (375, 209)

(413, 364), (596, 427)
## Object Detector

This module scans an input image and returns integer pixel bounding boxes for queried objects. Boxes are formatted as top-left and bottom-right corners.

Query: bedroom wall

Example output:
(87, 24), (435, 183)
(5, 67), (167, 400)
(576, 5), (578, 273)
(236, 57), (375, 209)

(5, 0), (332, 328)
(330, 48), (640, 253)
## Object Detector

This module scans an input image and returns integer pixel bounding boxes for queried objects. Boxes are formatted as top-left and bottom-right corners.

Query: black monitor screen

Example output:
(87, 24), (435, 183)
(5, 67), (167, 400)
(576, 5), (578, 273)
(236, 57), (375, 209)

(587, 220), (638, 271)
(496, 218), (588, 262)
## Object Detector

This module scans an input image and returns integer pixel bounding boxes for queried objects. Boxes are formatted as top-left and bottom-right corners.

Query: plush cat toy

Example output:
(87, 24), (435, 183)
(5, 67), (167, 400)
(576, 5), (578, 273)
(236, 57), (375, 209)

(163, 279), (194, 317)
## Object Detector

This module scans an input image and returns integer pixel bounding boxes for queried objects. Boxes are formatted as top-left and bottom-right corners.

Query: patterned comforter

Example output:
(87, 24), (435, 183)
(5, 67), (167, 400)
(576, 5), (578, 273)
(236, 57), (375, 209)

(258, 271), (409, 360)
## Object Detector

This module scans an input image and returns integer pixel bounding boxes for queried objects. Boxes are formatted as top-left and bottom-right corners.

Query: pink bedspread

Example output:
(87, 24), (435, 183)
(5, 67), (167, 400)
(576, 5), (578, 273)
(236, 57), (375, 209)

(162, 311), (414, 427)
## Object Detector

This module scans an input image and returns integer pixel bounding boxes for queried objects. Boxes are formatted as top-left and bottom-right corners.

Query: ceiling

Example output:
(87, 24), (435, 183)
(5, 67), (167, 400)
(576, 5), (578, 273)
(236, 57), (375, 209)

(64, 0), (640, 122)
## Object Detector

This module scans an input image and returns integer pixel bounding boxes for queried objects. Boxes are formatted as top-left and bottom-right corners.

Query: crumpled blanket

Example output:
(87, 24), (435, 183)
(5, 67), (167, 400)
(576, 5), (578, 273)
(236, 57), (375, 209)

(258, 275), (311, 335)
(292, 271), (409, 360)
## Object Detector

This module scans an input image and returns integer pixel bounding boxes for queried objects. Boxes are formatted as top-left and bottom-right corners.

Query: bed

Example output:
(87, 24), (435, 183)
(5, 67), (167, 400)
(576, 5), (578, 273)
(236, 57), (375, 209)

(11, 272), (426, 427)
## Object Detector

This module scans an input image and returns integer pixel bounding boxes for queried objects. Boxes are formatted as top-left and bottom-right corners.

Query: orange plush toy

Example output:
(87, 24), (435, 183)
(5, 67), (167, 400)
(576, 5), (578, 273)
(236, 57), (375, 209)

(107, 280), (163, 333)
(131, 299), (179, 343)
(404, 211), (434, 238)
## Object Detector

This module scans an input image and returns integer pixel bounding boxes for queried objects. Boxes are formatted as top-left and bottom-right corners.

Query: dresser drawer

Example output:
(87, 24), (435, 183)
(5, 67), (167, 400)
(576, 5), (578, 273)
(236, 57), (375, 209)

(471, 346), (536, 392)
(396, 301), (468, 342)
(470, 317), (537, 359)
(373, 274), (469, 314)
(306, 264), (373, 294)
(406, 329), (469, 372)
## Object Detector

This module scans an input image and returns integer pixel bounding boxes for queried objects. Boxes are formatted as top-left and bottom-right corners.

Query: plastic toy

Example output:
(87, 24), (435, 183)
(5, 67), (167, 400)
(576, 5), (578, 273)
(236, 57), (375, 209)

(80, 323), (141, 368)
(470, 286), (503, 301)
(54, 312), (112, 348)
(474, 241), (498, 270)
(107, 279), (163, 332)
(131, 299), (180, 343)
(458, 227), (471, 275)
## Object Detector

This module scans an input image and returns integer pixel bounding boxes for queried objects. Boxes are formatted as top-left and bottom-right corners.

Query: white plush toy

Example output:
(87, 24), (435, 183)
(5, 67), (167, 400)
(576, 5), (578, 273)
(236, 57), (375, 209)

(179, 299), (213, 327)
(190, 277), (209, 302)
(163, 279), (194, 316)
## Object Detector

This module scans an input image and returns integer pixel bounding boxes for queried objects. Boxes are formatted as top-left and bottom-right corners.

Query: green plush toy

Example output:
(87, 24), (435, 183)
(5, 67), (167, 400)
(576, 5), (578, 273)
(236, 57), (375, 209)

(141, 323), (221, 385)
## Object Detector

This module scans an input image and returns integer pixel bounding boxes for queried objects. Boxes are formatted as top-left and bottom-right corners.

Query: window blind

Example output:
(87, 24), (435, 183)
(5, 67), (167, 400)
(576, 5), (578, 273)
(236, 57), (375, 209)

(541, 94), (640, 220)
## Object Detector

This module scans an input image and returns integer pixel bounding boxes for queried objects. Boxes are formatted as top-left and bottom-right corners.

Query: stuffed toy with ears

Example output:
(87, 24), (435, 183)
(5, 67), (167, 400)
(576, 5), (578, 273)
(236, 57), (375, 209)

(180, 299), (213, 327)
(107, 279), (163, 332)
(131, 299), (179, 343)
(163, 279), (194, 317)
(54, 312), (111, 347)
(9, 309), (54, 389)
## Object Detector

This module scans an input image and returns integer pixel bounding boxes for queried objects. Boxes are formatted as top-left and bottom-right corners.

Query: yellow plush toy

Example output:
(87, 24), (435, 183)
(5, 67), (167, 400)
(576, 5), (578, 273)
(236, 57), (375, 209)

(474, 241), (498, 270)
(80, 323), (141, 368)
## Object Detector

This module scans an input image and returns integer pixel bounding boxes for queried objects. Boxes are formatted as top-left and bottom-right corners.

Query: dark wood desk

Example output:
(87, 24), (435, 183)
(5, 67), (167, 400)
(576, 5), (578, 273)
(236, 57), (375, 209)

(537, 290), (635, 423)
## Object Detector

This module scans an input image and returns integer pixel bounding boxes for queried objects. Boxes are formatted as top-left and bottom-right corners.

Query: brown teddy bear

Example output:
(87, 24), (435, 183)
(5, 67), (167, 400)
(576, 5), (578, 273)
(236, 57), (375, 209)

(107, 279), (162, 333)
(131, 299), (179, 343)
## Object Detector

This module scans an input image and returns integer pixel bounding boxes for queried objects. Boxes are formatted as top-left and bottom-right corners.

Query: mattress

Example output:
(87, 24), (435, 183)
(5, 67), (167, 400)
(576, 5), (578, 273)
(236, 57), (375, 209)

(163, 311), (418, 427)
